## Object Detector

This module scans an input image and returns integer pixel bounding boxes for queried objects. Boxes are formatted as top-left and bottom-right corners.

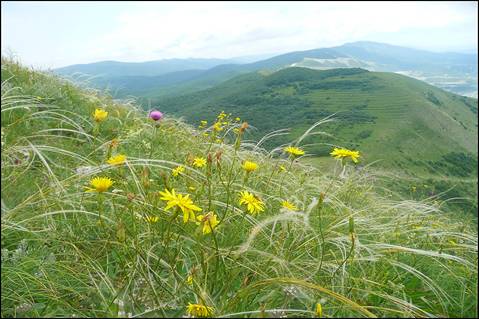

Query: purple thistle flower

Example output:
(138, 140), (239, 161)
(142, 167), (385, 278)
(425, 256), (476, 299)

(149, 110), (163, 121)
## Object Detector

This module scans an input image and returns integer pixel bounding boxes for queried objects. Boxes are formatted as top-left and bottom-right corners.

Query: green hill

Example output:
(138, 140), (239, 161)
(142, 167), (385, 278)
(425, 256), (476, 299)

(2, 58), (478, 318)
(156, 67), (478, 215)
(157, 67), (477, 172)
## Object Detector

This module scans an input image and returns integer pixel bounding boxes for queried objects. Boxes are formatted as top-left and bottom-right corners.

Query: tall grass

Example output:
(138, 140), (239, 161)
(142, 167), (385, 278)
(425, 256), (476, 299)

(1, 58), (477, 318)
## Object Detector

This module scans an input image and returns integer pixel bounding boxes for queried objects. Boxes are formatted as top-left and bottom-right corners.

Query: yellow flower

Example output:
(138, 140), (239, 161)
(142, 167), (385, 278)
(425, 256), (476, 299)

(284, 146), (305, 157)
(187, 275), (193, 286)
(93, 108), (108, 122)
(145, 215), (159, 223)
(315, 302), (322, 317)
(85, 177), (113, 193)
(107, 154), (126, 165)
(330, 147), (360, 163)
(235, 117), (241, 122)
(213, 122), (223, 132)
(239, 191), (265, 215)
(282, 200), (298, 211)
(159, 188), (202, 223)
(242, 160), (258, 173)
(195, 212), (219, 234)
(199, 120), (208, 128)
(172, 165), (185, 177)
(193, 157), (207, 168)
(186, 303), (214, 318)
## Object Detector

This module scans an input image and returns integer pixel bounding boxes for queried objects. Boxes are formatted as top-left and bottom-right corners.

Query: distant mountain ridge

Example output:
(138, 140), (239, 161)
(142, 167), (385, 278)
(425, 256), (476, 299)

(54, 41), (478, 98)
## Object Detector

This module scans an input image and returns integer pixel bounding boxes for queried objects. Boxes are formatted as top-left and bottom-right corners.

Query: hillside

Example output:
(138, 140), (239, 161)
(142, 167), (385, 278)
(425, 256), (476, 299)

(2, 58), (478, 318)
(157, 67), (478, 215)
(157, 67), (478, 171)
(54, 41), (478, 98)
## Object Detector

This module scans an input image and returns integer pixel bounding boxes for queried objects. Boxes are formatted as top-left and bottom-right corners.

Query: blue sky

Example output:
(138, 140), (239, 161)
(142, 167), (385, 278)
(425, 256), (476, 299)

(2, 1), (477, 68)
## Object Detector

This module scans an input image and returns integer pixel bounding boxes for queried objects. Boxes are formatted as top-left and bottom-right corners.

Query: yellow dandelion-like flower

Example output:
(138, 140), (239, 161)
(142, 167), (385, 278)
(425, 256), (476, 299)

(242, 160), (258, 173)
(213, 122), (223, 132)
(239, 191), (265, 215)
(193, 157), (207, 168)
(85, 177), (113, 193)
(330, 147), (360, 163)
(93, 108), (108, 122)
(186, 303), (214, 318)
(281, 200), (298, 211)
(195, 212), (219, 235)
(159, 188), (202, 223)
(187, 275), (193, 286)
(172, 165), (185, 177)
(315, 302), (322, 317)
(106, 154), (126, 165)
(284, 146), (305, 157)
(144, 215), (159, 223)
(235, 117), (241, 122)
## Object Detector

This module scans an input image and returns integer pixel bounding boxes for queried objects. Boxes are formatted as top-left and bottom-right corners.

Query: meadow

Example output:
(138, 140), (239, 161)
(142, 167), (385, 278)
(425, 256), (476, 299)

(1, 58), (478, 318)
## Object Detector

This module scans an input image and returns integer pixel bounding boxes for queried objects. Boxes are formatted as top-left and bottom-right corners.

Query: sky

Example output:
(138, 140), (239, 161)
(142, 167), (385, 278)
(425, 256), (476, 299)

(2, 1), (478, 69)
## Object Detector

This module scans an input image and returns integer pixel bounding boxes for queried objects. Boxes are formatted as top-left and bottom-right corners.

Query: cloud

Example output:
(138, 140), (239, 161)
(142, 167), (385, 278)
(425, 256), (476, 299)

(2, 1), (477, 67)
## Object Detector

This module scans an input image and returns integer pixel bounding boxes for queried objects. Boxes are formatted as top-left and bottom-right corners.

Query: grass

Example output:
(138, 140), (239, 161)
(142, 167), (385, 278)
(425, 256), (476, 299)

(1, 58), (478, 318)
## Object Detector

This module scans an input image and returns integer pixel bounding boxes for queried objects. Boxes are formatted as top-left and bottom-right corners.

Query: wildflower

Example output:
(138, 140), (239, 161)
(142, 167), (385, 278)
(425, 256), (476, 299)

(213, 122), (223, 132)
(107, 154), (126, 165)
(282, 200), (298, 211)
(235, 117), (240, 122)
(195, 212), (219, 234)
(239, 191), (265, 215)
(187, 275), (193, 286)
(85, 177), (113, 193)
(203, 132), (209, 137)
(193, 157), (207, 168)
(110, 138), (120, 148)
(215, 138), (222, 144)
(200, 120), (208, 126)
(315, 302), (322, 317)
(145, 215), (159, 223)
(217, 111), (227, 120)
(186, 303), (214, 318)
(159, 188), (202, 223)
(149, 110), (163, 121)
(239, 122), (249, 133)
(284, 146), (305, 157)
(172, 165), (185, 177)
(242, 160), (258, 173)
(330, 147), (360, 163)
(93, 108), (108, 122)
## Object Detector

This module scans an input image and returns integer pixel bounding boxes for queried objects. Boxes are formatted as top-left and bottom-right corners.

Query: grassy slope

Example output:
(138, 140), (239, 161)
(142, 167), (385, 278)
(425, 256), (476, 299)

(1, 59), (478, 318)
(156, 67), (478, 215)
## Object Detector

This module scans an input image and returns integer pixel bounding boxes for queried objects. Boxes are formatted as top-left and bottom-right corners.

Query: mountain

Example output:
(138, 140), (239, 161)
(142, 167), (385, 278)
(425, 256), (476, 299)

(54, 41), (477, 98)
(54, 58), (237, 78)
